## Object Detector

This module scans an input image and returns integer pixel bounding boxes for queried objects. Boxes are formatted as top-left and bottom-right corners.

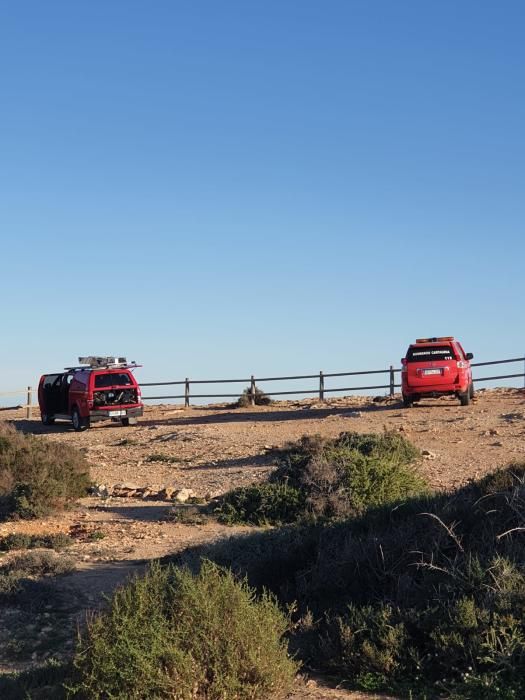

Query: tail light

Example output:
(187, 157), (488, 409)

(457, 361), (467, 369)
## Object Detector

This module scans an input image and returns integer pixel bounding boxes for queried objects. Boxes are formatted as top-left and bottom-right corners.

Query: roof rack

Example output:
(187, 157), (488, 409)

(64, 356), (142, 371)
(415, 336), (455, 344)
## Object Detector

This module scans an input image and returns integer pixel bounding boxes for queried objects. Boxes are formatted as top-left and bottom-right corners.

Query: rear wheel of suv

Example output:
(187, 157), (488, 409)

(402, 393), (414, 408)
(72, 407), (89, 432)
(121, 417), (137, 427)
(459, 389), (471, 406)
(469, 382), (475, 399)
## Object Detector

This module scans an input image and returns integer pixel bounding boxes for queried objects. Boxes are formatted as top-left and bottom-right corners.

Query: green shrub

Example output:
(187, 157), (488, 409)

(69, 560), (298, 699)
(271, 431), (424, 518)
(0, 423), (90, 519)
(0, 532), (72, 551)
(215, 431), (426, 525)
(0, 550), (75, 601)
(235, 386), (272, 408)
(3, 549), (75, 578)
(215, 483), (306, 525)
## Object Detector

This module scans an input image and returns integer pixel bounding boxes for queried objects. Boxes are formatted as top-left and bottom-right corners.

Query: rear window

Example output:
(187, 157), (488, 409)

(406, 345), (457, 363)
(94, 373), (133, 388)
(42, 374), (61, 388)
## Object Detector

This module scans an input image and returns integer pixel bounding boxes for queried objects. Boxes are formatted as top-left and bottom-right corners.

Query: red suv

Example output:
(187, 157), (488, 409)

(401, 337), (474, 407)
(38, 357), (143, 431)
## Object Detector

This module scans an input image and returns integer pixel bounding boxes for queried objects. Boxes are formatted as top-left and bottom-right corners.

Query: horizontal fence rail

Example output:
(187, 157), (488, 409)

(2, 357), (524, 416)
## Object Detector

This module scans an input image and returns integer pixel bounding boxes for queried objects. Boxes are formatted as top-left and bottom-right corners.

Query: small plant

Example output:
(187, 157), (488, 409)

(69, 560), (298, 699)
(0, 423), (90, 519)
(0, 532), (72, 551)
(235, 386), (272, 408)
(4, 550), (75, 578)
(167, 505), (209, 525)
(0, 550), (75, 601)
(87, 529), (106, 541)
(215, 483), (306, 525)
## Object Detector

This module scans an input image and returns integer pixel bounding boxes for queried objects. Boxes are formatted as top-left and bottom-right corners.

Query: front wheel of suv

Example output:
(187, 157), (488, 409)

(72, 407), (89, 432)
(41, 413), (55, 426)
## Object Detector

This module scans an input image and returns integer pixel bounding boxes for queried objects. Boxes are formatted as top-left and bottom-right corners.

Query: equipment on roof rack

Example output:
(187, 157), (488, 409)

(64, 356), (141, 371)
(415, 337), (454, 344)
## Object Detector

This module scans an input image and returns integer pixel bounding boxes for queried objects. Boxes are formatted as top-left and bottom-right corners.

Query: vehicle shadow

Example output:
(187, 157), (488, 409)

(139, 403), (403, 428)
(92, 504), (174, 522)
(9, 419), (73, 434)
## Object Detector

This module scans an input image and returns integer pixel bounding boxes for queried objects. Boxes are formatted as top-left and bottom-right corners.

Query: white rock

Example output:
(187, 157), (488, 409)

(174, 488), (195, 503)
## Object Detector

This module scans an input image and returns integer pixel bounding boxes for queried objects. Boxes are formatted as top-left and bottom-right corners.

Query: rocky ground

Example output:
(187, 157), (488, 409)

(0, 387), (524, 697)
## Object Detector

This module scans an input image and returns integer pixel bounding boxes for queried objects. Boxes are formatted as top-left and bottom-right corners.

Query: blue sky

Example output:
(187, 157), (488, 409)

(1, 1), (524, 401)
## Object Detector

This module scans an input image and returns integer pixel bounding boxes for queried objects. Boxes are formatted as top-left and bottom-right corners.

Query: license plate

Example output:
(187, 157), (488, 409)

(108, 410), (125, 417)
(423, 369), (442, 376)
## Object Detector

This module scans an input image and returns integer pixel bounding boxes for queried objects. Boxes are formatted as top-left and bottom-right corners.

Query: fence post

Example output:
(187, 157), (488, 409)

(184, 378), (190, 408)
(250, 375), (256, 406)
(26, 387), (32, 420)
(389, 366), (395, 397)
(319, 371), (324, 401)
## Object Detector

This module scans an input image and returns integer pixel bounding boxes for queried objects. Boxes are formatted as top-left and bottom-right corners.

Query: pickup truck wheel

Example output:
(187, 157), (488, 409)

(72, 407), (88, 432)
(459, 390), (471, 406)
(41, 413), (55, 426)
(121, 417), (137, 427)
(469, 382), (475, 399)
(402, 393), (414, 407)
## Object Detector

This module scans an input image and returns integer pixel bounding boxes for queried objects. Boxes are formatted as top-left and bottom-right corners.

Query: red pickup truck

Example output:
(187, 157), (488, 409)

(38, 356), (143, 430)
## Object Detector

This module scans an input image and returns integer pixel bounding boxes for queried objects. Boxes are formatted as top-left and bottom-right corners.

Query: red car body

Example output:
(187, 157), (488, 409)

(401, 337), (474, 407)
(38, 366), (143, 431)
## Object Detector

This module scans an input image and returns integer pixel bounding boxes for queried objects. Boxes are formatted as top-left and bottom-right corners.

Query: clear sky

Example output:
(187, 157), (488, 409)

(1, 1), (524, 401)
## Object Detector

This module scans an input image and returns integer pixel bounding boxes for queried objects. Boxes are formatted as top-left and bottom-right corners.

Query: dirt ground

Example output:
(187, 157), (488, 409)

(0, 387), (524, 697)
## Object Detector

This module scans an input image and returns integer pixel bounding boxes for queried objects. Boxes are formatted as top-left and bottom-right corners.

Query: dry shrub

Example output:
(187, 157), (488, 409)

(235, 386), (272, 408)
(0, 422), (90, 519)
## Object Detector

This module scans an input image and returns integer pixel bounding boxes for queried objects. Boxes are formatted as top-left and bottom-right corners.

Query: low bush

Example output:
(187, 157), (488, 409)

(0, 532), (72, 551)
(69, 560), (298, 699)
(215, 431), (425, 525)
(235, 386), (272, 408)
(0, 423), (90, 519)
(271, 431), (424, 518)
(0, 550), (75, 600)
(215, 483), (306, 525)
(3, 550), (75, 578)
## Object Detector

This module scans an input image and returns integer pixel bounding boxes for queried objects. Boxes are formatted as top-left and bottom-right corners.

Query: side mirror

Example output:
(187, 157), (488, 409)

(401, 358), (407, 366)
(466, 352), (474, 360)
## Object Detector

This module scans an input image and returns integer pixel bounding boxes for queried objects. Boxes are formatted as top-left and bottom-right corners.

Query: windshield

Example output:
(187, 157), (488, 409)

(406, 345), (457, 363)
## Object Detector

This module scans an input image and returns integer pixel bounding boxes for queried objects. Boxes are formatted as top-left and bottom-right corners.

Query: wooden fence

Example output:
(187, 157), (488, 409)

(2, 356), (524, 418)
(140, 356), (525, 407)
